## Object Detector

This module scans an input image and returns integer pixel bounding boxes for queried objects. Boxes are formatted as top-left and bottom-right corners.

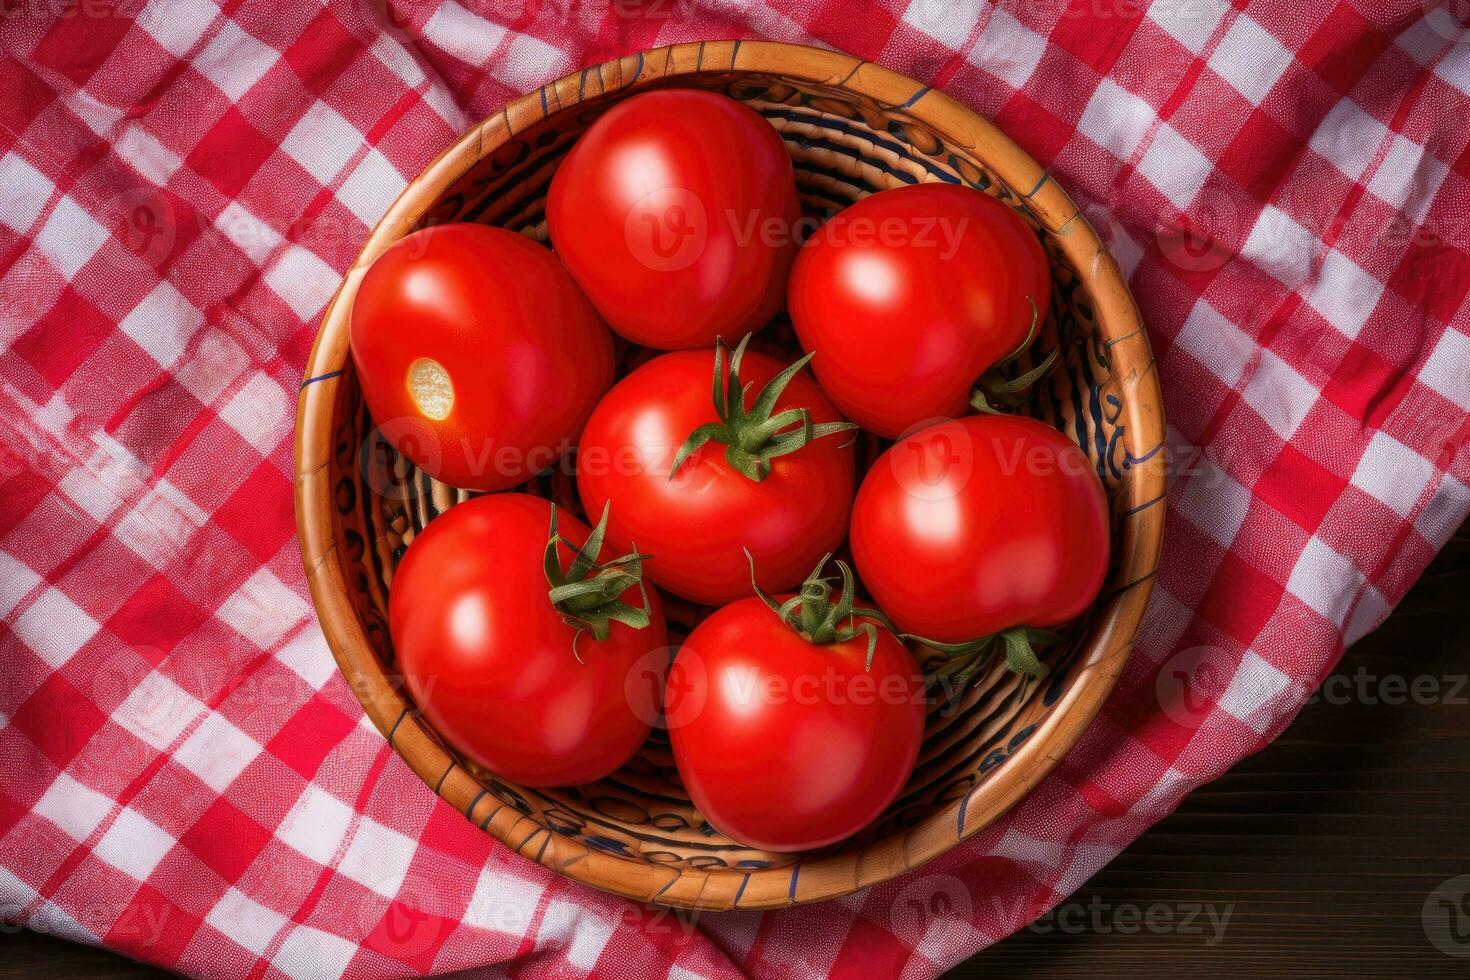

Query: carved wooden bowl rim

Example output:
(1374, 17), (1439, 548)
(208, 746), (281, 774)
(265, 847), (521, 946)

(295, 40), (1166, 911)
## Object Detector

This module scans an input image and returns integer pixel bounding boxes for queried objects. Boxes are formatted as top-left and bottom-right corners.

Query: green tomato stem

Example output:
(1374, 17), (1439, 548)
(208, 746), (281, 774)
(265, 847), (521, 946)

(670, 334), (856, 483)
(746, 550), (898, 670)
(970, 296), (1059, 414)
(910, 625), (1062, 686)
(544, 502), (653, 658)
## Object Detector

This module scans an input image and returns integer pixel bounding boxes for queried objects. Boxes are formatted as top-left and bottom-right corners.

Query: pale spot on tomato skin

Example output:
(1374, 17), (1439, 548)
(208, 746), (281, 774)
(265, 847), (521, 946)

(408, 356), (454, 420)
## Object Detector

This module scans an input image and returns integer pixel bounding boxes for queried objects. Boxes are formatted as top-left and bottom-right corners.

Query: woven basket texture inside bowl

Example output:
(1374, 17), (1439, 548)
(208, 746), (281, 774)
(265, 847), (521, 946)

(295, 39), (1166, 911)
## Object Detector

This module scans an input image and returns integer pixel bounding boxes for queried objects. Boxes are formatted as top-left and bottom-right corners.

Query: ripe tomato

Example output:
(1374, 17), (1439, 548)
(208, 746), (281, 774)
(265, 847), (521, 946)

(665, 559), (925, 851)
(789, 183), (1052, 438)
(547, 89), (800, 350)
(577, 336), (855, 606)
(850, 415), (1109, 674)
(350, 224), (614, 491)
(389, 493), (666, 787)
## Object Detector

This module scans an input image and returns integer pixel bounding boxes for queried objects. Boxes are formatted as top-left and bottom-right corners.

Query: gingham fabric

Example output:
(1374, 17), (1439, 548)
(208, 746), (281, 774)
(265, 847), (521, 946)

(2, 1), (1468, 977)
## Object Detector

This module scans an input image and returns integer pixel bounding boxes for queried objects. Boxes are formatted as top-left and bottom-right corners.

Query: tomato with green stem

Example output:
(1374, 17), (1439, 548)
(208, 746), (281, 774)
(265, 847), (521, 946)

(789, 183), (1054, 438)
(389, 493), (665, 787)
(665, 555), (926, 851)
(849, 414), (1109, 681)
(576, 334), (857, 606)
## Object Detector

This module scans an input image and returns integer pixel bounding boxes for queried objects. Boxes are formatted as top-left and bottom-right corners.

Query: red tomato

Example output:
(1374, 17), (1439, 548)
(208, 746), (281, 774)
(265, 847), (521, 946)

(350, 224), (614, 491)
(850, 415), (1109, 652)
(789, 183), (1052, 438)
(577, 337), (855, 606)
(547, 89), (800, 350)
(389, 493), (666, 787)
(665, 560), (926, 851)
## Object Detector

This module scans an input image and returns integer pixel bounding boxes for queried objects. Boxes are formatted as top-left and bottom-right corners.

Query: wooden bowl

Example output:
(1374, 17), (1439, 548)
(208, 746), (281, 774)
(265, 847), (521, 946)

(295, 40), (1165, 911)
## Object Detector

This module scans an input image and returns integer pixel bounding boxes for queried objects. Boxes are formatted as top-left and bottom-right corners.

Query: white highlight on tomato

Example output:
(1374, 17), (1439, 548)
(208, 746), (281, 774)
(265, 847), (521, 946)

(838, 252), (899, 305)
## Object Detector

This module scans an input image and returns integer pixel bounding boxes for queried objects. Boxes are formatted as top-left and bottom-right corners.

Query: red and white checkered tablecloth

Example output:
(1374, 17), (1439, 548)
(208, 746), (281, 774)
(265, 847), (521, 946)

(2, 1), (1469, 977)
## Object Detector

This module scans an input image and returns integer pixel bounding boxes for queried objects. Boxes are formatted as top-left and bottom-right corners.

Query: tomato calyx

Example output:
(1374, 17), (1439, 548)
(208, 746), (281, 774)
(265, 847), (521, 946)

(911, 625), (1063, 685)
(747, 550), (896, 669)
(970, 297), (1059, 414)
(544, 502), (654, 656)
(670, 334), (857, 483)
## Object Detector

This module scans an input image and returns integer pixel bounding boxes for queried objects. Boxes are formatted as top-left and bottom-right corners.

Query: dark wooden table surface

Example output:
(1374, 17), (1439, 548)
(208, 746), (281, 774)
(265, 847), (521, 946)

(4, 526), (1467, 979)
